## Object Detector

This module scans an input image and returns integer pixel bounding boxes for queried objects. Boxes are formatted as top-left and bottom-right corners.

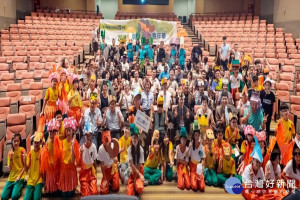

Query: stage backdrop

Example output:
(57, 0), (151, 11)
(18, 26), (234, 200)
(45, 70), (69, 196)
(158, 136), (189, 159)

(99, 18), (177, 45)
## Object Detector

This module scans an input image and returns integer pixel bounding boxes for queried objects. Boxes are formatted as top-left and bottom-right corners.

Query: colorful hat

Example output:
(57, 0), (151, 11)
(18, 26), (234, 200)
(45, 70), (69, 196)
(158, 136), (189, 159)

(33, 132), (42, 142)
(108, 95), (117, 104)
(102, 129), (111, 143)
(232, 60), (240, 67)
(222, 142), (232, 157)
(256, 131), (266, 142)
(69, 73), (79, 83)
(193, 120), (200, 132)
(60, 68), (68, 76)
(263, 68), (270, 74)
(229, 113), (238, 121)
(90, 73), (96, 81)
(47, 118), (60, 132)
(180, 127), (188, 138)
(133, 87), (142, 98)
(63, 117), (77, 130)
(84, 122), (92, 135)
(130, 123), (139, 136)
(198, 113), (209, 127)
(244, 125), (255, 136)
(49, 72), (60, 81)
(263, 77), (274, 85)
(250, 136), (263, 163)
(161, 77), (168, 85)
(80, 73), (84, 80)
(206, 128), (215, 140)
(250, 91), (261, 105)
(157, 95), (164, 106)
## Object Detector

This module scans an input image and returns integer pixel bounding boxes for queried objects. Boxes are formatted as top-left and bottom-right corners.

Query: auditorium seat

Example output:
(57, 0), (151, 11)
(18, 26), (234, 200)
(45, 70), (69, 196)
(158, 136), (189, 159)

(275, 83), (290, 102)
(0, 97), (11, 142)
(6, 83), (21, 113)
(21, 72), (35, 91)
(19, 96), (37, 136)
(28, 82), (43, 113)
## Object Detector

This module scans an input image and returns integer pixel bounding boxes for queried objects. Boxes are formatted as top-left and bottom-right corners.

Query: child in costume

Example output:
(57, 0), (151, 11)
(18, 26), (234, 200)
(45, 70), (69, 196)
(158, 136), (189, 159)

(189, 121), (205, 192)
(97, 128), (120, 194)
(23, 133), (43, 200)
(217, 142), (242, 186)
(282, 142), (300, 188)
(176, 127), (191, 190)
(58, 117), (80, 198)
(255, 131), (269, 169)
(41, 118), (61, 194)
(1, 133), (26, 200)
(238, 125), (255, 175)
(275, 103), (295, 166)
(225, 114), (240, 163)
(160, 131), (174, 183)
(57, 68), (70, 118)
(242, 136), (268, 200)
(214, 127), (225, 163)
(265, 142), (281, 180)
(119, 122), (131, 185)
(204, 128), (218, 187)
(79, 122), (98, 197)
(55, 110), (65, 141)
(68, 75), (83, 123)
(126, 124), (145, 196)
(41, 72), (59, 122)
(144, 137), (162, 185)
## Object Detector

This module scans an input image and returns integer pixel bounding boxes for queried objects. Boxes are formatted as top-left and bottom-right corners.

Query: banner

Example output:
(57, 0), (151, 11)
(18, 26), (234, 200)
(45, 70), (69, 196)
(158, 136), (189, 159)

(100, 18), (177, 45)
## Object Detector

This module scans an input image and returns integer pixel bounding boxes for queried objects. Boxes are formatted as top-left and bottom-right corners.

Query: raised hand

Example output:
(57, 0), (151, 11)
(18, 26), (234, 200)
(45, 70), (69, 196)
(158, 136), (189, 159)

(263, 114), (268, 124)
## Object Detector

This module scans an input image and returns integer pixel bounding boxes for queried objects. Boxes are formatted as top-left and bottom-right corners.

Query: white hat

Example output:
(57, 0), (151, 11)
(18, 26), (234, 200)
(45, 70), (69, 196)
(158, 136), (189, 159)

(263, 77), (274, 85)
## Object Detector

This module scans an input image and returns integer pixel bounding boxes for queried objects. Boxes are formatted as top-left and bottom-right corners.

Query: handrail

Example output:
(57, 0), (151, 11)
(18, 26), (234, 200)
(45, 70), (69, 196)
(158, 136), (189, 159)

(190, 11), (251, 16)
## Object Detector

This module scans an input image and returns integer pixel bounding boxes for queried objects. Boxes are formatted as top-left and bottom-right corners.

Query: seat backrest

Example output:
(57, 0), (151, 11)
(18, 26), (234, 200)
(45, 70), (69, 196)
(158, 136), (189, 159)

(290, 96), (300, 105)
(20, 96), (36, 105)
(0, 97), (11, 120)
(6, 113), (27, 140)
(7, 83), (21, 92)
(0, 73), (14, 81)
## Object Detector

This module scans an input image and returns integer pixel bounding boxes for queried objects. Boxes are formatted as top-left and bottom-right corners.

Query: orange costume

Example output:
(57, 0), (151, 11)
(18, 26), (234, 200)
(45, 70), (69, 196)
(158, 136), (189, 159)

(68, 88), (83, 123)
(58, 69), (70, 116)
(275, 118), (295, 166)
(176, 127), (191, 190)
(40, 134), (61, 193)
(97, 130), (120, 195)
(44, 87), (59, 122)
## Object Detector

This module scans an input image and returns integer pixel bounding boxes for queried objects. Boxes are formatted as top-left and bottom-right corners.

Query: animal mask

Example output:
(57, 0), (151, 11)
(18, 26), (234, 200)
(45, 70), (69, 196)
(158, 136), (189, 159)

(206, 128), (214, 140)
(222, 142), (232, 157)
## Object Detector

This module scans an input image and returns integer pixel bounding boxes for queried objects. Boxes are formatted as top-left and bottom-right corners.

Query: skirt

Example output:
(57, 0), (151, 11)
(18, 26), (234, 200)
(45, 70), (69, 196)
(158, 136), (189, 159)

(45, 101), (57, 122)
(59, 163), (78, 192)
(68, 106), (81, 123)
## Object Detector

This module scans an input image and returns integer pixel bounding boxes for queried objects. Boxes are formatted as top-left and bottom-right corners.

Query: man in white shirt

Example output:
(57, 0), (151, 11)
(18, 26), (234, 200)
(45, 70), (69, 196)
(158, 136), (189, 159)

(233, 43), (241, 61)
(103, 95), (124, 140)
(158, 78), (172, 111)
(97, 129), (120, 194)
(220, 36), (231, 71)
(121, 57), (129, 72)
(150, 69), (161, 94)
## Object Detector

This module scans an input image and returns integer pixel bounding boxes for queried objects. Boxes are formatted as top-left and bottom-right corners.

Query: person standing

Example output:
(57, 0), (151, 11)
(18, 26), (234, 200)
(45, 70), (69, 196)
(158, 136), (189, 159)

(220, 36), (231, 71)
(92, 24), (99, 59)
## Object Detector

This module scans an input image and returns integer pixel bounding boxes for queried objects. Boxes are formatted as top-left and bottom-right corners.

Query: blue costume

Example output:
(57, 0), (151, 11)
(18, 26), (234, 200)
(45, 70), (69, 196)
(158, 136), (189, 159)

(179, 48), (185, 70)
(169, 48), (177, 68)
(127, 43), (133, 63)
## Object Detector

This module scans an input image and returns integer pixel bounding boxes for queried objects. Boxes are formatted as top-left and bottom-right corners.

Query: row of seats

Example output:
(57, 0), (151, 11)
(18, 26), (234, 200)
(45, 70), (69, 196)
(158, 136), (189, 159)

(32, 10), (103, 19)
(115, 12), (178, 21)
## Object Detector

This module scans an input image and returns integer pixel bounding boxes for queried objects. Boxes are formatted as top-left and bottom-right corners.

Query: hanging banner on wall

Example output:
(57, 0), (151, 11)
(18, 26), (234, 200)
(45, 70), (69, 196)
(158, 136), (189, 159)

(99, 18), (177, 45)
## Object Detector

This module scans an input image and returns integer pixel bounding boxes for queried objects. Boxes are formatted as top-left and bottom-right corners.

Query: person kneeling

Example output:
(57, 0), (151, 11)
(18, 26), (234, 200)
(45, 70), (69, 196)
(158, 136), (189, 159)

(79, 122), (98, 197)
(97, 128), (120, 195)
(127, 124), (145, 196)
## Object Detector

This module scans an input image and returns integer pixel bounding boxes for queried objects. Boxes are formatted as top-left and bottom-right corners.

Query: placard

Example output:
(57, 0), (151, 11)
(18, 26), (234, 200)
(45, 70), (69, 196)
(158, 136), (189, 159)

(134, 109), (151, 133)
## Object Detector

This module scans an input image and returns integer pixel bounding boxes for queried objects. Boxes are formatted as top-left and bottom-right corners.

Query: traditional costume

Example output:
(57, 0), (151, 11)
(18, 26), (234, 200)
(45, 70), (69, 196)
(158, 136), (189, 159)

(176, 127), (191, 190)
(1, 146), (26, 200)
(58, 117), (80, 198)
(97, 129), (120, 195)
(57, 68), (70, 117)
(79, 123), (98, 197)
(40, 118), (61, 194)
(126, 124), (145, 196)
(160, 132), (174, 182)
(216, 142), (242, 186)
(118, 127), (132, 185)
(24, 133), (43, 200)
(189, 121), (205, 192)
(238, 125), (255, 175)
(204, 129), (218, 187)
(275, 116), (295, 166)
(44, 72), (59, 122)
(68, 74), (83, 123)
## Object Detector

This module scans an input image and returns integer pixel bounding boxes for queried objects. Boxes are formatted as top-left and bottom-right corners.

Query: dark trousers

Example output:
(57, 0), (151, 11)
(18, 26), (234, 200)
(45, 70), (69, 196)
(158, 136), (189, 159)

(221, 59), (228, 71)
(265, 113), (272, 144)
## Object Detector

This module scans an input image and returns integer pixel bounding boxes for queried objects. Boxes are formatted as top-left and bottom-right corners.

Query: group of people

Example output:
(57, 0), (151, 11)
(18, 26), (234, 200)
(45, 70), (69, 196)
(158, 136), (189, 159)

(1, 34), (300, 200)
